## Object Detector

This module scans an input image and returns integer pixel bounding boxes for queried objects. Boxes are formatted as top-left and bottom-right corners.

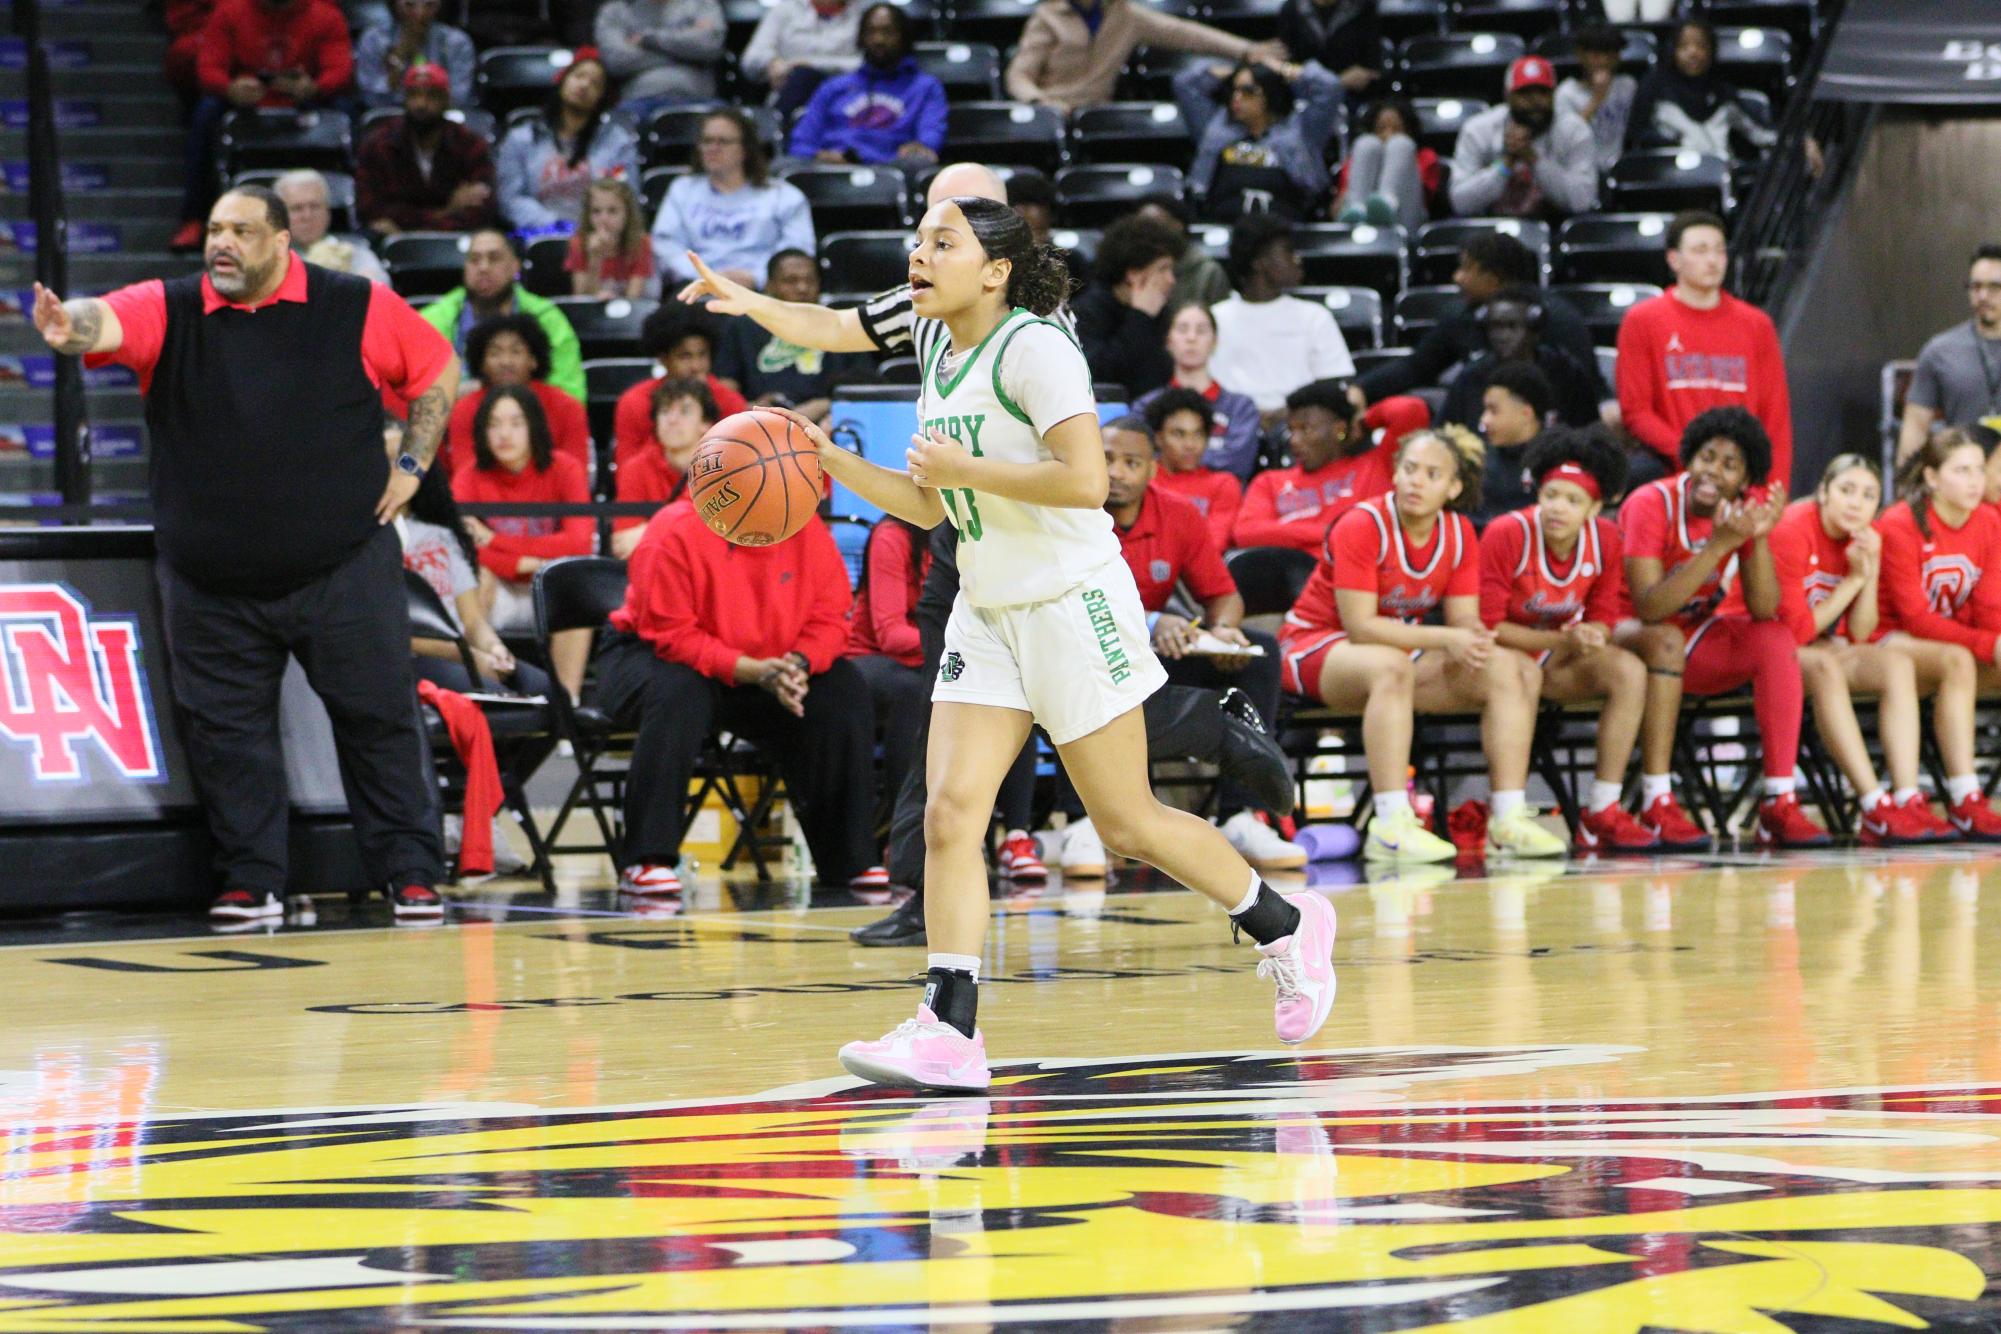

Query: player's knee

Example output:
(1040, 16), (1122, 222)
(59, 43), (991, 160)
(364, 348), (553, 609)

(1944, 644), (1978, 688)
(1088, 805), (1154, 859)
(923, 787), (988, 851)
(1608, 647), (1646, 698)
(1799, 652), (1836, 693)
(1638, 624), (1684, 669)
(1374, 650), (1415, 695)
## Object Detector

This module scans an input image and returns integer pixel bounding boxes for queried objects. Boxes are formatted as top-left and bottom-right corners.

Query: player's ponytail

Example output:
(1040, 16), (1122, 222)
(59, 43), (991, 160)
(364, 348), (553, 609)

(952, 195), (1076, 317)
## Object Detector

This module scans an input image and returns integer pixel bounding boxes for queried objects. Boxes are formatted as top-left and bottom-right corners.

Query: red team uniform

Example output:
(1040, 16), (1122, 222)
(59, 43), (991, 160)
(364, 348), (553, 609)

(1231, 398), (1430, 553)
(1478, 508), (1626, 658)
(1278, 493), (1479, 696)
(1733, 498), (1873, 646)
(1876, 499), (2001, 664)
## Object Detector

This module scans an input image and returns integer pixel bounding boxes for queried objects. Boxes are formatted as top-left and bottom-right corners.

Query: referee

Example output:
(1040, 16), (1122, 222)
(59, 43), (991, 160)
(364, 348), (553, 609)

(33, 186), (463, 923)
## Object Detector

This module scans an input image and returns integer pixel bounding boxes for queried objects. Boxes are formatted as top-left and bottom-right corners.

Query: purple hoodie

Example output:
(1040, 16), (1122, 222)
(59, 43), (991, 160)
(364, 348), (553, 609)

(788, 57), (947, 164)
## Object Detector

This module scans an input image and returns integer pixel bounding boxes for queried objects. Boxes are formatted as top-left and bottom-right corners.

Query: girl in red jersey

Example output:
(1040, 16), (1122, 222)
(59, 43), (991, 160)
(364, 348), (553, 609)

(1479, 427), (1659, 852)
(1615, 406), (1829, 849)
(1877, 428), (2001, 838)
(1280, 426), (1564, 862)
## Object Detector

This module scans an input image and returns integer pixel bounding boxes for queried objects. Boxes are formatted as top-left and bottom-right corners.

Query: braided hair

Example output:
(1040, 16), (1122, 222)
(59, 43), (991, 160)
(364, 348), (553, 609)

(948, 195), (1075, 316)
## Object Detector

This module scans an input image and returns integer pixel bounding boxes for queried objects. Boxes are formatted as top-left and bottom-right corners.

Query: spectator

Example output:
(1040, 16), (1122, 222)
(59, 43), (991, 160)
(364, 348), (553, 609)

(1176, 56), (1344, 222)
(1473, 360), (1555, 525)
(353, 0), (473, 108)
(788, 4), (946, 167)
(1440, 288), (1603, 432)
(1898, 244), (2001, 463)
(844, 515), (933, 841)
(715, 250), (870, 422)
(611, 376), (713, 558)
(1005, 0), (1283, 113)
(1073, 215), (1183, 398)
(165, 0), (217, 99)
(1277, 0), (1382, 98)
(1233, 378), (1430, 550)
(451, 384), (598, 694)
(1004, 171), (1089, 296)
(1356, 231), (1599, 405)
(1134, 301), (1262, 481)
(1449, 55), (1597, 221)
(1556, 24), (1636, 173)
(1101, 416), (1301, 868)
(443, 314), (594, 478)
(594, 0), (726, 109)
(1616, 209), (1793, 489)
(1333, 96), (1442, 228)
(569, 178), (656, 299)
(273, 169), (389, 284)
(596, 503), (882, 898)
(1597, 0), (1672, 17)
(742, 0), (864, 115)
(1626, 19), (1774, 159)
(652, 109), (815, 290)
(495, 49), (643, 233)
(420, 229), (586, 401)
(1135, 197), (1232, 310)
(174, 0), (354, 251)
(614, 302), (749, 472)
(355, 62), (499, 235)
(1210, 213), (1354, 425)
(1141, 385), (1243, 551)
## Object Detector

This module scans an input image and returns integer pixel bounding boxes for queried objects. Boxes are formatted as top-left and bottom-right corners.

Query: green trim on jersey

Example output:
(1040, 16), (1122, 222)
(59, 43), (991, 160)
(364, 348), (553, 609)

(990, 316), (1080, 425)
(929, 306), (1028, 402)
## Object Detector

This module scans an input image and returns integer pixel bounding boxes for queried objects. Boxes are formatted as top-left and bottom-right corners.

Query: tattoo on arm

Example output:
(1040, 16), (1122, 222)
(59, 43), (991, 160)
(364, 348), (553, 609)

(61, 300), (104, 355)
(402, 381), (451, 468)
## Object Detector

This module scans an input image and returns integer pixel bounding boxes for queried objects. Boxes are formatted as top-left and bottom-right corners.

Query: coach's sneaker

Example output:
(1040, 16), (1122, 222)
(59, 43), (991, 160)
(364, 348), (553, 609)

(1486, 807), (1567, 859)
(838, 1006), (991, 1093)
(208, 888), (282, 922)
(1364, 806), (1456, 863)
(391, 884), (445, 920)
(997, 830), (1047, 882)
(1223, 811), (1309, 870)
(1640, 793), (1710, 851)
(1899, 793), (1957, 842)
(619, 862), (682, 897)
(1576, 802), (1660, 853)
(1256, 890), (1339, 1045)
(1218, 687), (1296, 817)
(1060, 817), (1107, 879)
(1947, 793), (2001, 842)
(1755, 793), (1832, 849)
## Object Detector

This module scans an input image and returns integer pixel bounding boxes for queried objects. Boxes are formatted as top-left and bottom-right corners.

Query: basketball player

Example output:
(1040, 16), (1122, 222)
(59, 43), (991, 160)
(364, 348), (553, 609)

(1278, 426), (1566, 862)
(689, 197), (1337, 1093)
(1478, 427), (1659, 852)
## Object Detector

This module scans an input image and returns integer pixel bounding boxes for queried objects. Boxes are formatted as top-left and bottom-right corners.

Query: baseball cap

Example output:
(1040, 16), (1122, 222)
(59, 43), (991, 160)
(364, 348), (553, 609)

(1507, 55), (1556, 91)
(402, 62), (451, 92)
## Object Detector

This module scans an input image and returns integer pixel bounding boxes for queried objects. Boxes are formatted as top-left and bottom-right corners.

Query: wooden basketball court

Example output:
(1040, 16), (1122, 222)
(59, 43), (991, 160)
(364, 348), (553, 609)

(4, 850), (2001, 1331)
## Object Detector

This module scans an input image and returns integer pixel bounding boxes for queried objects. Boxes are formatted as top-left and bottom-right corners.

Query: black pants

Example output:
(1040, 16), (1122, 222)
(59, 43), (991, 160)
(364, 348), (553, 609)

(157, 525), (444, 897)
(413, 654), (554, 699)
(595, 635), (879, 883)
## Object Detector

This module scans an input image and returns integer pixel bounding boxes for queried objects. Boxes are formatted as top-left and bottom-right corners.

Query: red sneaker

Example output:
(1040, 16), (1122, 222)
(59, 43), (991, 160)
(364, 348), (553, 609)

(391, 884), (444, 919)
(1756, 793), (1832, 849)
(1446, 800), (1487, 856)
(1577, 803), (1661, 853)
(1947, 793), (2001, 842)
(1898, 792), (1957, 842)
(997, 831), (1047, 882)
(1859, 795), (1949, 847)
(1640, 793), (1709, 851)
(618, 862), (682, 897)
(168, 219), (203, 251)
(848, 866), (890, 889)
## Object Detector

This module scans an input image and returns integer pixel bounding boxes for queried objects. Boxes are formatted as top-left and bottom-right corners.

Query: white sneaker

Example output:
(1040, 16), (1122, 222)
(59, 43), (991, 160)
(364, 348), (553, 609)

(1222, 811), (1308, 869)
(1060, 816), (1107, 879)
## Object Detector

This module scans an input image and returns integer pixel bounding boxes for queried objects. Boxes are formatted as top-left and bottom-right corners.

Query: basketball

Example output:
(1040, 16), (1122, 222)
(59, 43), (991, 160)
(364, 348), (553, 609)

(687, 409), (824, 547)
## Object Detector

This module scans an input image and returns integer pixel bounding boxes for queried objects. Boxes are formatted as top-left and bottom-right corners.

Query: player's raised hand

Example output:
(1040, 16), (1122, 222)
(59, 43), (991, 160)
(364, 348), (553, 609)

(676, 251), (757, 316)
(907, 428), (975, 489)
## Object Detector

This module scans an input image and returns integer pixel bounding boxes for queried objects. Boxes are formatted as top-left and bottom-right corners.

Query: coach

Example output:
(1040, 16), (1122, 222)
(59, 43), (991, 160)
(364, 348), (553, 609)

(32, 186), (463, 923)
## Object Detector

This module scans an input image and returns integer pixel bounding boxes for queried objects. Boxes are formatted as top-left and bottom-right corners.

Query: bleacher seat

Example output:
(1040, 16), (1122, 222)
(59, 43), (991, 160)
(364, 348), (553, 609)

(1553, 213), (1673, 286)
(1067, 102), (1193, 167)
(1396, 32), (1526, 101)
(1596, 345), (1618, 393)
(381, 231), (471, 298)
(1351, 346), (1414, 380)
(357, 106), (498, 145)
(722, 0), (776, 51)
(1377, 0), (1447, 42)
(945, 0), (1042, 46)
(1409, 96), (1487, 155)
(640, 164), (690, 218)
(778, 164), (911, 231)
(820, 231), (917, 293)
(1198, 0), (1287, 42)
(1549, 282), (1661, 345)
(1291, 223), (1407, 301)
(220, 109), (353, 176)
(1531, 26), (1656, 80)
(943, 101), (1065, 173)
(1447, 0), (1563, 40)
(1708, 0), (1816, 53)
(1410, 217), (1547, 286)
(910, 41), (1002, 98)
(1392, 284), (1462, 345)
(1603, 151), (1733, 215)
(521, 235), (571, 298)
(551, 297), (658, 360)
(1054, 164), (1184, 227)
(1295, 286), (1384, 350)
(643, 105), (782, 169)
(1117, 48), (1215, 102)
(477, 47), (572, 119)
(1050, 226), (1102, 271)
(584, 359), (656, 466)
(1714, 26), (1795, 105)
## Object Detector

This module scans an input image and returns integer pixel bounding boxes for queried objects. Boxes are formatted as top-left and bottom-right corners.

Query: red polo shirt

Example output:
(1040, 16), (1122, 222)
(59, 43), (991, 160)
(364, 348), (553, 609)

(1116, 486), (1238, 613)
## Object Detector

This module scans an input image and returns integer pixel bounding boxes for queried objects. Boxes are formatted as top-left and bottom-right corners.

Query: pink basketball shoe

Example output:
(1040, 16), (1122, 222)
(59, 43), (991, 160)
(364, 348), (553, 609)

(838, 1006), (991, 1092)
(1256, 891), (1339, 1045)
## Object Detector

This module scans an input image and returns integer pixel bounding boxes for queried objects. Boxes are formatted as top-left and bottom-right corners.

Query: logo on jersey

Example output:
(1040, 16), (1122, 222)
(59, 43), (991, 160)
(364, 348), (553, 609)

(1149, 559), (1172, 584)
(0, 583), (162, 783)
(1379, 582), (1439, 621)
(939, 650), (965, 683)
(1922, 555), (1981, 614)
(1521, 589), (1585, 625)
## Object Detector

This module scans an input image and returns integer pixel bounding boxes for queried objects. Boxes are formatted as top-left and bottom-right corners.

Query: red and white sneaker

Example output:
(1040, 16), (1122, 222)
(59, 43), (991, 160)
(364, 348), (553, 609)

(848, 866), (890, 889)
(208, 888), (282, 922)
(838, 1005), (991, 1092)
(1640, 793), (1710, 851)
(618, 863), (682, 897)
(1576, 802), (1661, 853)
(1899, 792), (1957, 842)
(1947, 793), (2001, 842)
(1858, 795), (1944, 847)
(997, 831), (1047, 882)
(1755, 793), (1832, 849)
(391, 884), (445, 920)
(1256, 891), (1338, 1045)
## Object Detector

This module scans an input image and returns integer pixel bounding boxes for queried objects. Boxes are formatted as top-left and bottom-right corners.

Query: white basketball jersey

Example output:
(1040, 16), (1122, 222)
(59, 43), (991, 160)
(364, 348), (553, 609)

(917, 307), (1121, 607)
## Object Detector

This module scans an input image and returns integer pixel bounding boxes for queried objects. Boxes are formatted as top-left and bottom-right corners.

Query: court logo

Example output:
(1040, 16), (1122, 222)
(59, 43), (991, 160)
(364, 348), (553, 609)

(0, 582), (162, 783)
(939, 650), (965, 682)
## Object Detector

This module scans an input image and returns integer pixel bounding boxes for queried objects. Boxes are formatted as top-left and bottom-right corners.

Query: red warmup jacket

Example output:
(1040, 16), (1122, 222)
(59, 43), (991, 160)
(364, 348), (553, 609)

(197, 0), (353, 103)
(441, 382), (592, 480)
(612, 373), (748, 474)
(1231, 396), (1429, 552)
(452, 453), (594, 582)
(1875, 498), (2001, 665)
(1615, 288), (1793, 488)
(612, 445), (686, 532)
(611, 503), (853, 683)
(846, 518), (929, 666)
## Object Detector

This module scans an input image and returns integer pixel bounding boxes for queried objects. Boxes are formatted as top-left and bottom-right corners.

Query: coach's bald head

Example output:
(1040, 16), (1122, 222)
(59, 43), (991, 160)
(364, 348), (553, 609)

(925, 162), (1007, 209)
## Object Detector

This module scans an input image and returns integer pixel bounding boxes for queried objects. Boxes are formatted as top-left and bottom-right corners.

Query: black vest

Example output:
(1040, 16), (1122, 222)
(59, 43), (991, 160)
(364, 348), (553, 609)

(147, 263), (387, 596)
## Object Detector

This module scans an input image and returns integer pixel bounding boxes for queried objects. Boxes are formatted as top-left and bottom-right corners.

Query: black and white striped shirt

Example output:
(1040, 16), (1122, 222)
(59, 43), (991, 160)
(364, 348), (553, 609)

(856, 284), (1076, 367)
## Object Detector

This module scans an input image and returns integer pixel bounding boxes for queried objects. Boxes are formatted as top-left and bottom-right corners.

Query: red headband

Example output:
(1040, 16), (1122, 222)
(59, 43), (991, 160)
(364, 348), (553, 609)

(1543, 462), (1601, 500)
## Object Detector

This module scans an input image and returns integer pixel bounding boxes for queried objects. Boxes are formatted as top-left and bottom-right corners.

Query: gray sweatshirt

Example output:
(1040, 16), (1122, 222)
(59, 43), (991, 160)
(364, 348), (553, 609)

(594, 0), (727, 102)
(1448, 103), (1599, 218)
(741, 0), (864, 83)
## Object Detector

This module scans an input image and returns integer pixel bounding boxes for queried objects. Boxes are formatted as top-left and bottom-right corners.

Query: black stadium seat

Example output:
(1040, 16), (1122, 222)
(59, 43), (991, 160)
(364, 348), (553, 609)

(1117, 47), (1216, 102)
(820, 230), (916, 293)
(1054, 164), (1185, 227)
(521, 235), (571, 298)
(1291, 223), (1407, 301)
(1377, 0), (1446, 42)
(1067, 102), (1193, 167)
(945, 0), (1042, 46)
(1049, 226), (1102, 272)
(1708, 0), (1816, 53)
(1396, 32), (1525, 101)
(1603, 151), (1733, 215)
(1294, 286), (1384, 350)
(583, 358), (656, 472)
(721, 0), (771, 51)
(1392, 284), (1462, 345)
(1409, 96), (1488, 155)
(1199, 0), (1287, 42)
(1410, 217), (1547, 286)
(381, 231), (470, 299)
(1714, 26), (1795, 105)
(910, 41), (1002, 98)
(476, 46), (571, 118)
(778, 164), (910, 232)
(1553, 213), (1674, 286)
(358, 106), (498, 146)
(1447, 0), (1563, 41)
(220, 109), (353, 176)
(643, 105), (782, 169)
(942, 101), (1065, 173)
(1549, 282), (1661, 345)
(550, 297), (659, 360)
(1351, 345), (1415, 381)
(1531, 26), (1656, 80)
(640, 164), (690, 218)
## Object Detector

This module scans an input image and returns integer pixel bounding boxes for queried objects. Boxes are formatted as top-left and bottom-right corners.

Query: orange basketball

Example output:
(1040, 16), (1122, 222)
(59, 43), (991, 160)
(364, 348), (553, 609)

(687, 409), (824, 547)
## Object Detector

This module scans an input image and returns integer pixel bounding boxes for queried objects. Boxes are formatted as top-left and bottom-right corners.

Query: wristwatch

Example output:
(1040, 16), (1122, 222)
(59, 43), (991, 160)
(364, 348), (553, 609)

(394, 452), (427, 479)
